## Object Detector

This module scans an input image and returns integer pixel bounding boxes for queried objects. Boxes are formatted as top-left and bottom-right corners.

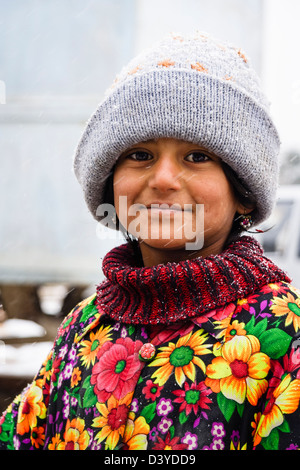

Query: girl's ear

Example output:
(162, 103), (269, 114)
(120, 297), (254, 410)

(236, 203), (256, 216)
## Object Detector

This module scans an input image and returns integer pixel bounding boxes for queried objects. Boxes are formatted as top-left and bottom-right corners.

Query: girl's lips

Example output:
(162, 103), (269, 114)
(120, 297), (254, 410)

(137, 202), (193, 211)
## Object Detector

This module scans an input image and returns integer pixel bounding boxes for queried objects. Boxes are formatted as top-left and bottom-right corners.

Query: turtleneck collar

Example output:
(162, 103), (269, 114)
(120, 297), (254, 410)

(95, 236), (291, 325)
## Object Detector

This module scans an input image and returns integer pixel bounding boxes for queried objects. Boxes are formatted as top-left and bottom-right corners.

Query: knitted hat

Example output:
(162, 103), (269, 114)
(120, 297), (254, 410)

(74, 32), (280, 227)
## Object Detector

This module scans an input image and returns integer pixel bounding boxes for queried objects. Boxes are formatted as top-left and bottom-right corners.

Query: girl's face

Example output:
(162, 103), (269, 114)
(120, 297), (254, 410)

(113, 138), (251, 266)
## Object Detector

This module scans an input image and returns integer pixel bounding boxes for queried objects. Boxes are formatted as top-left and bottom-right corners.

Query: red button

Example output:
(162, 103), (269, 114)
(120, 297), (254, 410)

(139, 343), (156, 362)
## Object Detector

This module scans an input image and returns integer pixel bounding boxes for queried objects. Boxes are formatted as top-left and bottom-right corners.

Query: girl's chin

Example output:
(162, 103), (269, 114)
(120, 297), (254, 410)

(136, 237), (196, 251)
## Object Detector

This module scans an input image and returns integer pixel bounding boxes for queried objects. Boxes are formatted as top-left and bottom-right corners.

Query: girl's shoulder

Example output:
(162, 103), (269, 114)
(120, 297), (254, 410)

(237, 280), (300, 324)
(54, 293), (104, 347)
(222, 280), (300, 357)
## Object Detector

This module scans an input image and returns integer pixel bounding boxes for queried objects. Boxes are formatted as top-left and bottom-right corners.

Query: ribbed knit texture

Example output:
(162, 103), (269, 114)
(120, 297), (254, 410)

(74, 32), (280, 226)
(95, 236), (291, 325)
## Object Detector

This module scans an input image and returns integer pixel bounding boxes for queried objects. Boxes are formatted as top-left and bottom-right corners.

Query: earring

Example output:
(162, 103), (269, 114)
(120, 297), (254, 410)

(239, 213), (253, 230)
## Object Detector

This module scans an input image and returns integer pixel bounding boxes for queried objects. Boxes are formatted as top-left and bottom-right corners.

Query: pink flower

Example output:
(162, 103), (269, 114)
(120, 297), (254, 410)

(91, 337), (143, 401)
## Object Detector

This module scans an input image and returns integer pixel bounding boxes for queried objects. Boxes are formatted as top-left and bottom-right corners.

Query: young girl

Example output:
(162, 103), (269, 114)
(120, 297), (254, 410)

(1, 32), (300, 451)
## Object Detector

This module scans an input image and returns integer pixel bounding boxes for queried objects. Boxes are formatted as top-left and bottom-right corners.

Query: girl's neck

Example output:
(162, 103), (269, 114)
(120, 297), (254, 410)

(139, 239), (226, 267)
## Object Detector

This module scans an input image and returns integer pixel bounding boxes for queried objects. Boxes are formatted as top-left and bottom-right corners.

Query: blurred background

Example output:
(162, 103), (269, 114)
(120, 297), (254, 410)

(0, 0), (300, 411)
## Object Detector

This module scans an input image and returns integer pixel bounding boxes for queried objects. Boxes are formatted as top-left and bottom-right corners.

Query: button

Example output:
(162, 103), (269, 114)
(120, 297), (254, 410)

(139, 343), (156, 362)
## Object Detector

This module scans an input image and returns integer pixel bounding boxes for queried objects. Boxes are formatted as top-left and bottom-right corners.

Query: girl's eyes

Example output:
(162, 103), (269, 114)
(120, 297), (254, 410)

(184, 152), (210, 163)
(125, 151), (211, 163)
(126, 151), (152, 161)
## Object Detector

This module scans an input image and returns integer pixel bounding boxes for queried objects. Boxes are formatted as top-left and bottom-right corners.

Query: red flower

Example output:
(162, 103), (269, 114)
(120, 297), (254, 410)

(172, 380), (212, 415)
(142, 380), (163, 401)
(91, 337), (143, 401)
(235, 293), (260, 313)
(192, 303), (236, 327)
(51, 356), (62, 383)
(150, 323), (194, 346)
(152, 432), (188, 450)
(260, 282), (289, 297)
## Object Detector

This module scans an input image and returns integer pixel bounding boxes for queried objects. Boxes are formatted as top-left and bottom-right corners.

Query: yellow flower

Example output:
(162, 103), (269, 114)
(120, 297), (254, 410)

(64, 417), (90, 450)
(237, 298), (249, 308)
(271, 289), (300, 332)
(92, 392), (133, 450)
(230, 440), (247, 450)
(254, 374), (300, 446)
(16, 382), (47, 435)
(122, 412), (150, 450)
(78, 325), (113, 368)
(205, 335), (270, 405)
(48, 433), (65, 450)
(150, 330), (212, 387)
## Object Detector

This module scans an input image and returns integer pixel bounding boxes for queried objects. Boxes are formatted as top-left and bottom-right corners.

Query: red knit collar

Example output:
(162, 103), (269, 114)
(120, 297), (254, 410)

(95, 236), (291, 325)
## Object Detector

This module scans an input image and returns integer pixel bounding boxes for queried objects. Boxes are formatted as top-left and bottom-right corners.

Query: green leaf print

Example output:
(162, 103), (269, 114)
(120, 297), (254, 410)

(259, 329), (292, 359)
(80, 302), (97, 323)
(140, 401), (157, 424)
(217, 392), (236, 422)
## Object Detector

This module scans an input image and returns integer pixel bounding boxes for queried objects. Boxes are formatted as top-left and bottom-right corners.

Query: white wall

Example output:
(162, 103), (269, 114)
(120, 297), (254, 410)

(261, 0), (300, 156)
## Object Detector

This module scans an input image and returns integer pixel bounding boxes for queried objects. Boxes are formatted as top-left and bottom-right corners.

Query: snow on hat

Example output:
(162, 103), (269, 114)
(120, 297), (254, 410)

(74, 32), (280, 226)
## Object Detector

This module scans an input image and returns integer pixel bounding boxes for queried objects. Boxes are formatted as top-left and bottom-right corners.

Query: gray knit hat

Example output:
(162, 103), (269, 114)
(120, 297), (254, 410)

(74, 32), (280, 226)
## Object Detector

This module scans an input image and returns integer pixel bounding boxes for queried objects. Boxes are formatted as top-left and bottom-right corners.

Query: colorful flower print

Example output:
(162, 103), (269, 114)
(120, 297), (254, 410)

(91, 337), (144, 401)
(122, 412), (150, 450)
(236, 294), (260, 313)
(156, 398), (173, 416)
(150, 330), (212, 386)
(172, 380), (212, 415)
(254, 374), (300, 446)
(142, 380), (163, 401)
(271, 288), (300, 331)
(48, 433), (65, 450)
(16, 382), (47, 436)
(214, 319), (246, 344)
(92, 392), (133, 450)
(152, 431), (188, 450)
(64, 417), (90, 450)
(157, 417), (172, 434)
(212, 422), (226, 439)
(181, 431), (198, 450)
(78, 325), (113, 368)
(3, 281), (300, 451)
(31, 426), (45, 448)
(260, 282), (290, 297)
(205, 334), (270, 405)
(70, 367), (82, 388)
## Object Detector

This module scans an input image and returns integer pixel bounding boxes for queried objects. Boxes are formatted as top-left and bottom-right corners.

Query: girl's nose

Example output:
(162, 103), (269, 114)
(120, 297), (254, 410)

(147, 155), (182, 192)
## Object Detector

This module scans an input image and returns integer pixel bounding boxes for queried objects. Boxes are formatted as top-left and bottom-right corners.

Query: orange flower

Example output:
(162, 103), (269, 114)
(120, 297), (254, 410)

(70, 367), (82, 388)
(92, 392), (133, 450)
(254, 374), (300, 446)
(16, 383), (47, 435)
(48, 433), (65, 450)
(31, 426), (45, 448)
(64, 417), (90, 450)
(270, 288), (300, 332)
(122, 412), (150, 450)
(215, 319), (246, 344)
(205, 335), (270, 405)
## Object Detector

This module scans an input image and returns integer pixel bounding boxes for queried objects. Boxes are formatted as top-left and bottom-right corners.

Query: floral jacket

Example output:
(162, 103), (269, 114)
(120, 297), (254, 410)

(1, 281), (300, 451)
